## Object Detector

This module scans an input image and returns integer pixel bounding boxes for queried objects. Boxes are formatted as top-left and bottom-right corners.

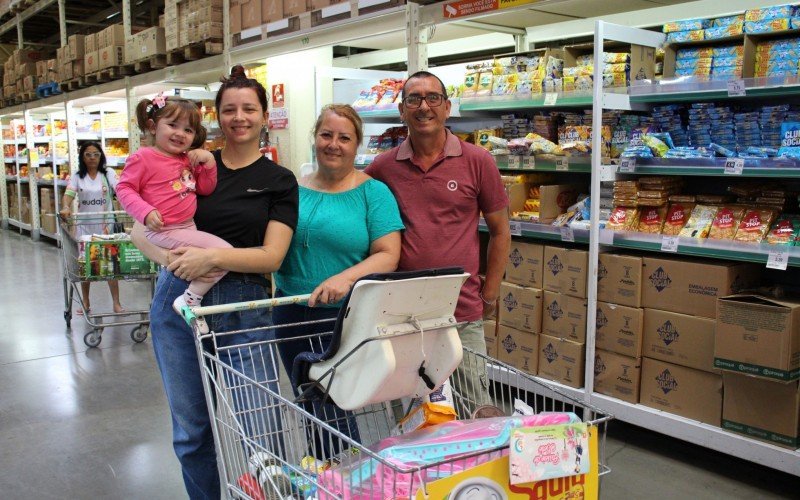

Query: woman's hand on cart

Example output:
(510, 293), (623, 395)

(59, 207), (71, 220)
(168, 247), (221, 281)
(309, 273), (353, 307)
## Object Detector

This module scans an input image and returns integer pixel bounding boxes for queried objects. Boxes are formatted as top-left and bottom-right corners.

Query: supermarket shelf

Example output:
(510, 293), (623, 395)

(76, 133), (101, 141)
(590, 393), (800, 477)
(5, 174), (16, 181)
(358, 108), (401, 121)
(106, 156), (128, 167)
(103, 131), (129, 139)
(4, 158), (15, 163)
(355, 153), (377, 168)
(7, 219), (31, 231)
(610, 157), (800, 177)
(39, 157), (68, 165)
(629, 76), (800, 104)
(479, 218), (590, 243)
(606, 230), (800, 268)
(37, 178), (68, 187)
(19, 177), (29, 183)
(460, 92), (593, 111)
(496, 154), (592, 173)
(39, 228), (59, 241)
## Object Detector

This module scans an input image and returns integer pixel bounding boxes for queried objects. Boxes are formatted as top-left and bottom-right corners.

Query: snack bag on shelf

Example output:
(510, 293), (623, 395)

(705, 21), (744, 39)
(679, 204), (718, 239)
(667, 30), (705, 43)
(734, 209), (777, 242)
(677, 47), (714, 59)
(663, 18), (711, 33)
(708, 206), (746, 239)
(606, 206), (639, 230)
(462, 70), (479, 97)
(744, 5), (796, 22)
(476, 72), (493, 96)
(745, 18), (791, 33)
(352, 89), (376, 111)
(766, 214), (800, 245)
(637, 206), (667, 233)
(714, 14), (745, 27)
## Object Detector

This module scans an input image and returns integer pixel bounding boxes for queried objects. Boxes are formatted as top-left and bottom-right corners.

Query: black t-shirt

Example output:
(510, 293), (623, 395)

(194, 150), (298, 249)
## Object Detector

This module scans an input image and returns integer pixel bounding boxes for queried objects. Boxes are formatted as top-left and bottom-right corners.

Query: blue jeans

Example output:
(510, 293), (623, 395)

(272, 290), (361, 459)
(150, 269), (280, 500)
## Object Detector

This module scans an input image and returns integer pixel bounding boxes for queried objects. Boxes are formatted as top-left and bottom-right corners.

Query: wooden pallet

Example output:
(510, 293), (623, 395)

(86, 65), (132, 85)
(130, 54), (167, 74)
(21, 91), (37, 102)
(168, 40), (223, 65)
(60, 78), (86, 92)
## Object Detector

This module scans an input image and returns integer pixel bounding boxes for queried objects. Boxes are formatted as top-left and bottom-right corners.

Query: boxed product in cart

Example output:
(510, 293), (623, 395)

(83, 239), (156, 278)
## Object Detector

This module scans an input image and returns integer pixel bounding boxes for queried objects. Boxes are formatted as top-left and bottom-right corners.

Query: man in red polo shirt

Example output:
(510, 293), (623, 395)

(366, 70), (510, 413)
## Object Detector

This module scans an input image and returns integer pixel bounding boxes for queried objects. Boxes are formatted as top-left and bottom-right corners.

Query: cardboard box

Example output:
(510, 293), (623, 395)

(22, 75), (36, 92)
(137, 27), (166, 59)
(505, 241), (544, 288)
(84, 51), (99, 74)
(67, 34), (85, 61)
(98, 46), (125, 70)
(639, 358), (722, 426)
(483, 319), (497, 359)
(596, 301), (644, 358)
(542, 291), (587, 343)
(39, 187), (54, 212)
(498, 282), (543, 334)
(496, 325), (538, 376)
(641, 256), (759, 319)
(241, 0), (263, 29)
(165, 0), (180, 51)
(598, 253), (642, 307)
(230, 1), (242, 34)
(262, 0), (284, 23)
(537, 334), (585, 388)
(722, 372), (800, 449)
(99, 24), (126, 48)
(715, 295), (800, 381)
(40, 213), (57, 234)
(284, 0), (309, 16)
(85, 32), (97, 53)
(594, 350), (642, 404)
(643, 308), (716, 373)
(543, 246), (588, 298)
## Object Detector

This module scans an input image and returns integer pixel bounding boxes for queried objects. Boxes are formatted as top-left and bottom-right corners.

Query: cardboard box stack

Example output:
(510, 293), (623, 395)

(4, 48), (41, 96)
(39, 187), (57, 234)
(715, 295), (800, 448)
(58, 35), (85, 81)
(126, 27), (167, 64)
(166, 0), (223, 51)
(594, 253), (644, 403)
(637, 255), (759, 426)
(498, 240), (544, 377)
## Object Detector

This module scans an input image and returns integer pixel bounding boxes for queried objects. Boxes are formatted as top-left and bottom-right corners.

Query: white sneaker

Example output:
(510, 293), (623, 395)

(173, 295), (209, 334)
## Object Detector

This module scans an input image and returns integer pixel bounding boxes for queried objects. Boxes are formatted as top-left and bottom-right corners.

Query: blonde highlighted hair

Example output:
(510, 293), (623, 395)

(313, 104), (364, 145)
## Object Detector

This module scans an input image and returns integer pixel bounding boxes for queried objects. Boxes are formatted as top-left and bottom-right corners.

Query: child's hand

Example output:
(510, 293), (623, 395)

(145, 210), (164, 231)
(188, 149), (214, 168)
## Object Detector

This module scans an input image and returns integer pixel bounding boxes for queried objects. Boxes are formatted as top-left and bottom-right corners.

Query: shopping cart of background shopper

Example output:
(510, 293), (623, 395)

(180, 269), (613, 499)
(59, 211), (156, 347)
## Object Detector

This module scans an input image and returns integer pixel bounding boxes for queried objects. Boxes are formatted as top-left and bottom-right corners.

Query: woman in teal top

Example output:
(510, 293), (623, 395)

(272, 104), (403, 457)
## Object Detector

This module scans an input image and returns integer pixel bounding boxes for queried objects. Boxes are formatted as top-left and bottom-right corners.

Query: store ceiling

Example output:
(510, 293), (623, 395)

(0, 0), (161, 54)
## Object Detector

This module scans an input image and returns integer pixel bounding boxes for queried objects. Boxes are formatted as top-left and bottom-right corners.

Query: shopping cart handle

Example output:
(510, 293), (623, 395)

(180, 293), (312, 326)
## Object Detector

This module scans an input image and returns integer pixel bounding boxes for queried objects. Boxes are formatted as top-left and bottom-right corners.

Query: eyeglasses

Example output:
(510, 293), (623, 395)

(84, 152), (101, 158)
(403, 93), (446, 109)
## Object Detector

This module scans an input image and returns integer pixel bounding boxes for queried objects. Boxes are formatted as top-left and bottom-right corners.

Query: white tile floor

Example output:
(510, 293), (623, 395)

(1, 228), (796, 499)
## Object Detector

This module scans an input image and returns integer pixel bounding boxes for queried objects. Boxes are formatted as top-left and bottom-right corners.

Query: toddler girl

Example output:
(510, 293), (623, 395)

(117, 94), (231, 333)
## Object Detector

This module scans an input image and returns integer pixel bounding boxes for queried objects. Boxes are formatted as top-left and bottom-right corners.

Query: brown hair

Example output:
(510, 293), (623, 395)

(135, 96), (207, 149)
(215, 65), (268, 114)
(313, 104), (364, 145)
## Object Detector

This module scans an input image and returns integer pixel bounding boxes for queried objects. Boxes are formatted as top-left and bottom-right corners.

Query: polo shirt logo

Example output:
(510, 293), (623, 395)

(446, 180), (458, 191)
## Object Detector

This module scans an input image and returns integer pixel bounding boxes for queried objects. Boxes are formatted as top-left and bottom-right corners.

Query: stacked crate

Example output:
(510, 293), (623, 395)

(165, 0), (223, 62)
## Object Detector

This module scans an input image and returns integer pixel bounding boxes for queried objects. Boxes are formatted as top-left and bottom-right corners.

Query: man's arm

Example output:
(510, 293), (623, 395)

(482, 207), (511, 316)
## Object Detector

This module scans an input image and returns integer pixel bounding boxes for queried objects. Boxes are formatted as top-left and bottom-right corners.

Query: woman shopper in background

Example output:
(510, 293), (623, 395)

(131, 65), (298, 499)
(59, 141), (124, 315)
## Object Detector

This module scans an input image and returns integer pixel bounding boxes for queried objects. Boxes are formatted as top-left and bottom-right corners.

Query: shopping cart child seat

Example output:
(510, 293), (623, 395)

(292, 267), (468, 411)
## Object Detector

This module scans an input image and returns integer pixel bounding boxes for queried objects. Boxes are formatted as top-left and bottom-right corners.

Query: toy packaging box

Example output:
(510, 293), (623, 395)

(83, 240), (157, 277)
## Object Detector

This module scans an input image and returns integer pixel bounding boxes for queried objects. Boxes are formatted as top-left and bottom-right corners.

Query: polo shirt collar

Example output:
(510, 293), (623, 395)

(396, 129), (463, 161)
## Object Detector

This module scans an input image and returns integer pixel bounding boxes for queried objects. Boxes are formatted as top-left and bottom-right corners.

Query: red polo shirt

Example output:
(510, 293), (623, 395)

(366, 130), (508, 321)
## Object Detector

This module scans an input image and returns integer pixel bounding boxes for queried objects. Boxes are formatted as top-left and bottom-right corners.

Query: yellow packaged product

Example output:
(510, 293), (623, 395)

(393, 381), (456, 434)
(475, 72), (493, 96)
(606, 206), (639, 231)
(637, 206), (667, 233)
(462, 71), (479, 97)
(525, 132), (562, 155)
(562, 76), (576, 93)
(679, 204), (718, 239)
(474, 129), (497, 151)
(707, 206), (745, 240)
(523, 198), (540, 212)
(734, 209), (776, 243)
(662, 201), (696, 235)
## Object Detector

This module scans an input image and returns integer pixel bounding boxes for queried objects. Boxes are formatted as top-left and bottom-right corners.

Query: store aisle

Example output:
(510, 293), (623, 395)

(0, 229), (796, 499)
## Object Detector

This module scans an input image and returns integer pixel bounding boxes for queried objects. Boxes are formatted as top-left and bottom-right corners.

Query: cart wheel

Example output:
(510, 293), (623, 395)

(84, 329), (102, 348)
(130, 325), (148, 343)
(64, 310), (72, 328)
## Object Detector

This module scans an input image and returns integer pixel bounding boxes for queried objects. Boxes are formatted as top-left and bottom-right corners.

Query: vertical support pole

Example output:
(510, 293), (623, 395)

(0, 115), (8, 228)
(126, 77), (140, 153)
(16, 14), (23, 50)
(58, 0), (67, 48)
(584, 20), (605, 405)
(65, 100), (78, 177)
(223, 0), (232, 72)
(406, 2), (428, 74)
(514, 33), (528, 53)
(24, 108), (40, 240)
(123, 0), (132, 38)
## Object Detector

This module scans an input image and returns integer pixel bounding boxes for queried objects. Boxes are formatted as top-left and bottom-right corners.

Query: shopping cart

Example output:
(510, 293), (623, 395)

(59, 211), (155, 347)
(183, 272), (613, 500)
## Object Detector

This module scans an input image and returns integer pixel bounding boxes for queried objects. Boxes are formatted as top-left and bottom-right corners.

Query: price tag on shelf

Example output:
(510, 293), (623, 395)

(661, 236), (679, 253)
(727, 79), (746, 97)
(555, 158), (569, 171)
(767, 249), (789, 270)
(522, 156), (535, 169)
(724, 158), (744, 175)
(507, 155), (521, 169)
(509, 221), (522, 236)
(618, 158), (636, 173)
(560, 226), (575, 242)
(544, 93), (558, 106)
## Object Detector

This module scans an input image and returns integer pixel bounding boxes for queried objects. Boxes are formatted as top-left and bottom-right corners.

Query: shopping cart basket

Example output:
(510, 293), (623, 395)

(59, 211), (156, 347)
(183, 273), (613, 499)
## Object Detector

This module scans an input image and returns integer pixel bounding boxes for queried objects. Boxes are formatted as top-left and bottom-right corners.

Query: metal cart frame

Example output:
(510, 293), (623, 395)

(59, 211), (154, 347)
(184, 293), (613, 500)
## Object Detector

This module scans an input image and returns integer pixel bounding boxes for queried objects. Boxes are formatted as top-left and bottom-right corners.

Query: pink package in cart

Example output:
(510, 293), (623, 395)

(509, 422), (590, 484)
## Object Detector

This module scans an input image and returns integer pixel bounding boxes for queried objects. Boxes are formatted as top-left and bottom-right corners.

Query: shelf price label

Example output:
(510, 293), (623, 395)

(724, 158), (744, 175)
(618, 158), (636, 173)
(767, 249), (789, 270)
(560, 226), (575, 242)
(509, 221), (522, 236)
(522, 155), (535, 169)
(661, 235), (679, 253)
(727, 79), (746, 97)
(544, 93), (558, 106)
(507, 155), (521, 169)
(555, 158), (569, 171)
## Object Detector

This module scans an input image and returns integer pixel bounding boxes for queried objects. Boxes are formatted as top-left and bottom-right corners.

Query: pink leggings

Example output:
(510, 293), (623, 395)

(146, 219), (232, 297)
